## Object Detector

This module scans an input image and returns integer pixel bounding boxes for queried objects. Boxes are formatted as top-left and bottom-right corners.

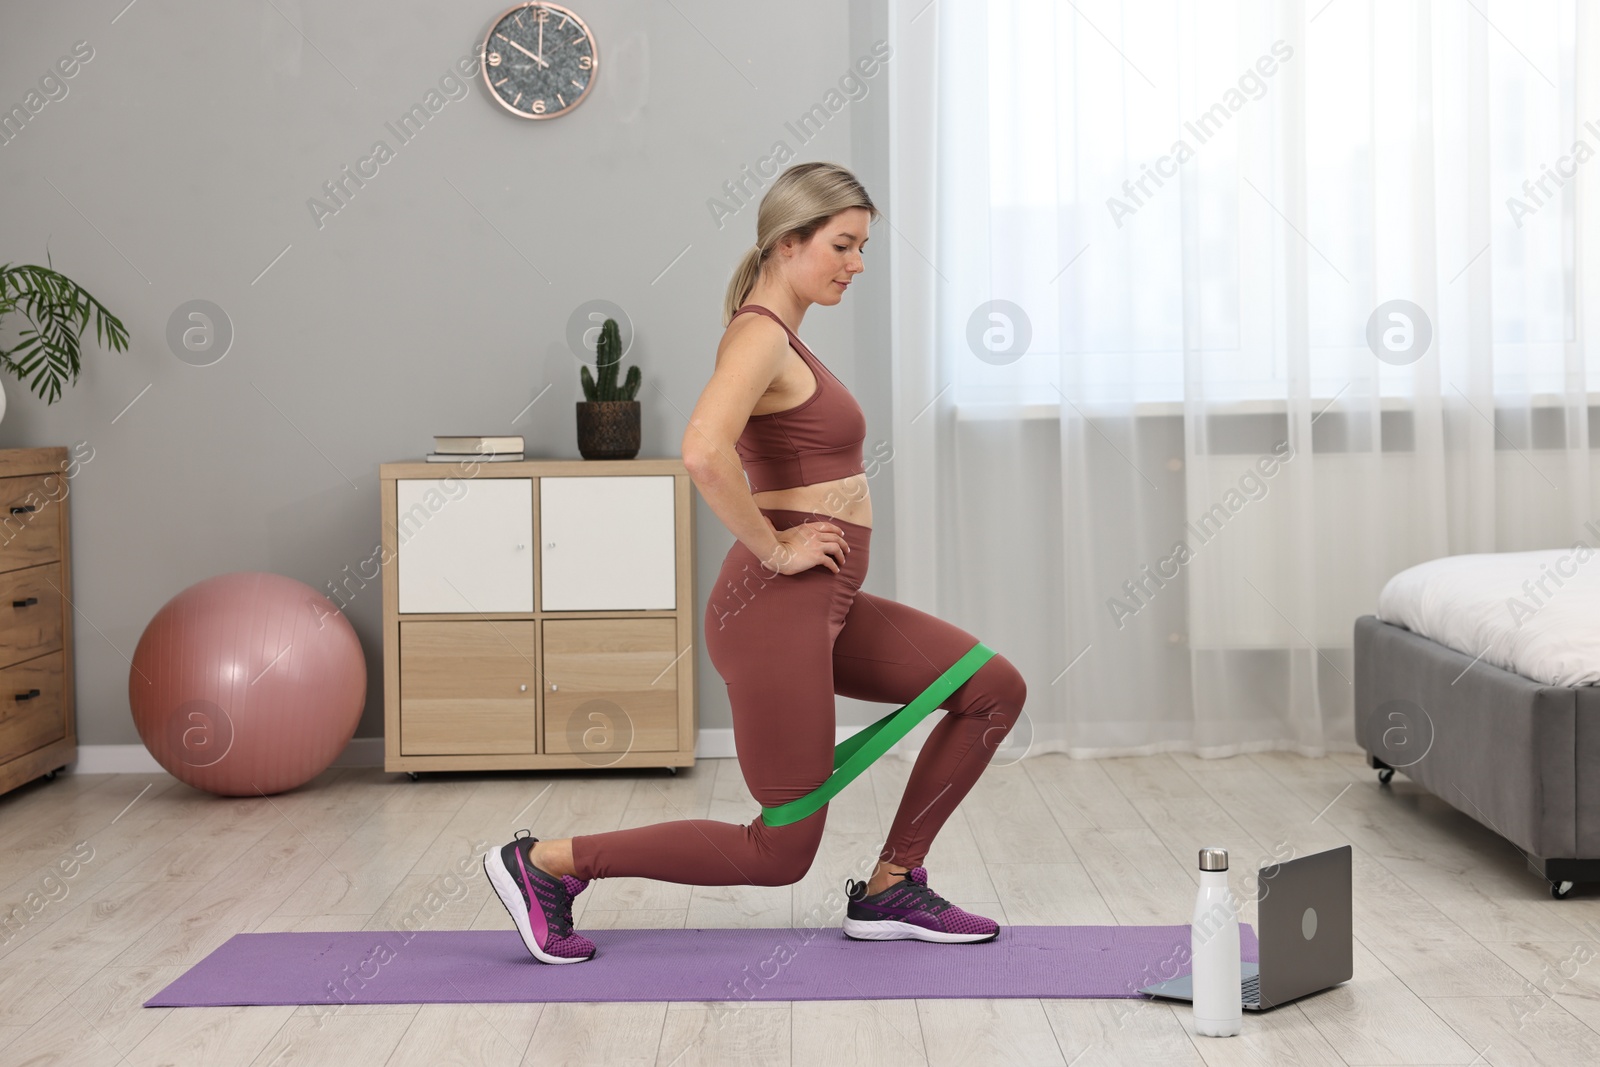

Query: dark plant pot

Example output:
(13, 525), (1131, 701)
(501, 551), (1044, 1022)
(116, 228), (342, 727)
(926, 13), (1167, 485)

(576, 400), (641, 459)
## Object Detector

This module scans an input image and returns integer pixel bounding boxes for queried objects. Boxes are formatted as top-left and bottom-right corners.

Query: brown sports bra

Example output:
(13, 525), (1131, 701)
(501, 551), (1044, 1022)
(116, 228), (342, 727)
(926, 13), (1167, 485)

(730, 304), (867, 493)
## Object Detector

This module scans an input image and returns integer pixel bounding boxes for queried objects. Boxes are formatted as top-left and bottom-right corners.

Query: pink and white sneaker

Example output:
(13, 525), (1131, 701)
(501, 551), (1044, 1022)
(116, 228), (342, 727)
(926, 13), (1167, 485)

(842, 867), (1000, 943)
(484, 831), (597, 964)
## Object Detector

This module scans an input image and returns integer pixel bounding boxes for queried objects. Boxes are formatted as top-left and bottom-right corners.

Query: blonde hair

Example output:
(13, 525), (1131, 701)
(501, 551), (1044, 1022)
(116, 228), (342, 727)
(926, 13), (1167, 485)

(721, 161), (880, 326)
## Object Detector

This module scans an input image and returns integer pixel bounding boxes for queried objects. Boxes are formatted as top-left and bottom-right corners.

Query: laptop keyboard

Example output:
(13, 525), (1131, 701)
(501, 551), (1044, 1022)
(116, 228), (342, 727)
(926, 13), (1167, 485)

(1241, 971), (1261, 1004)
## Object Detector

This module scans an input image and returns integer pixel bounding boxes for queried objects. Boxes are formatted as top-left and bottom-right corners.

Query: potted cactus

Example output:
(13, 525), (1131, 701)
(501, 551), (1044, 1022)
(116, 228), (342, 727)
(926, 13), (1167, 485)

(576, 317), (641, 459)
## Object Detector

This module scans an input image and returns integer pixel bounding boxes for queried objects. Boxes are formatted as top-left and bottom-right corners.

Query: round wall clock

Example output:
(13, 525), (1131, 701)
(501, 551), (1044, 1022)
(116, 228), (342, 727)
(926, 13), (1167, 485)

(480, 3), (598, 119)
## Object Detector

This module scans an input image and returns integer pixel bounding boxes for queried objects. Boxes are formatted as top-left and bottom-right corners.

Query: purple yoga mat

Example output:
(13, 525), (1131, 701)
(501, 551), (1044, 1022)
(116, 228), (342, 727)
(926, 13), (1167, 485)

(146, 924), (1258, 1006)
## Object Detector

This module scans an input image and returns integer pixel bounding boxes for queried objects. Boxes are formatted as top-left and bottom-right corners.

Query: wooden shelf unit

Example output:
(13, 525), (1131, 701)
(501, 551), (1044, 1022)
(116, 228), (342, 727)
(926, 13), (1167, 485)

(378, 458), (698, 773)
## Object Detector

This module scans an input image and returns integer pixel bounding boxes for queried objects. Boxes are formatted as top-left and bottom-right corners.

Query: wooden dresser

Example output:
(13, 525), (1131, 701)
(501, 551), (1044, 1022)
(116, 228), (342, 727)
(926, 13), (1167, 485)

(0, 446), (78, 797)
(378, 458), (697, 776)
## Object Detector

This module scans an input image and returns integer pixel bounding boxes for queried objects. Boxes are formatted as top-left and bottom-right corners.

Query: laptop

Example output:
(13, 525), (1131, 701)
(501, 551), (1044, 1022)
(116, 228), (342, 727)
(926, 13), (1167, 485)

(1141, 844), (1352, 1011)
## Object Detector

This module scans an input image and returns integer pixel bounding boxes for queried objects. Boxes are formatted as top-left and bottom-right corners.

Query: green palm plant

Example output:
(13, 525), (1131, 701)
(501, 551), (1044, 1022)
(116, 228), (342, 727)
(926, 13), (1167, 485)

(0, 255), (129, 405)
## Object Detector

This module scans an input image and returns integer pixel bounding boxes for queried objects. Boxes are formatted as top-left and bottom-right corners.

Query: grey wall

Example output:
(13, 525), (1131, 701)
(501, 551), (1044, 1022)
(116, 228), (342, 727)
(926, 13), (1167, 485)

(0, 0), (895, 746)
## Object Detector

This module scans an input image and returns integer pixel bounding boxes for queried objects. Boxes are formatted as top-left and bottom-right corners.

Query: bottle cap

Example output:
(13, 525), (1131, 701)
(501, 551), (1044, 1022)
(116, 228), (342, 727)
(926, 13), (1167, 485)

(1198, 847), (1229, 871)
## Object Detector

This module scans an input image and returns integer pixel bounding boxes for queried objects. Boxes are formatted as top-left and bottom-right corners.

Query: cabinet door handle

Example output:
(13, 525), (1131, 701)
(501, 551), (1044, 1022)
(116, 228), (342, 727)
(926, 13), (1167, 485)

(550, 683), (559, 691)
(9, 505), (35, 515)
(12, 597), (37, 608)
(14, 688), (40, 702)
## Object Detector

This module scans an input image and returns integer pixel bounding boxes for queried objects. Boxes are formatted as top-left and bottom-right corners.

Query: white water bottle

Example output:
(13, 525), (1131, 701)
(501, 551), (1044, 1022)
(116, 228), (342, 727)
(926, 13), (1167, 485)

(1191, 846), (1242, 1037)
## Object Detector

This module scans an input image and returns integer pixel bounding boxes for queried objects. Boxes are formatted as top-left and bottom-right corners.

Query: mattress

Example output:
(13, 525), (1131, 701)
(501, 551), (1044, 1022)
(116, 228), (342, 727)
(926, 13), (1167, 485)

(1376, 549), (1600, 687)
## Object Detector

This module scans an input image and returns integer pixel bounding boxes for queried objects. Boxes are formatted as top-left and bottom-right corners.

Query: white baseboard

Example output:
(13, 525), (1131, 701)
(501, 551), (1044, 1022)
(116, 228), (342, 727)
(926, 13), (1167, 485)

(695, 726), (912, 759)
(333, 737), (386, 767)
(69, 736), (391, 775)
(69, 745), (166, 774)
(65, 728), (908, 774)
(696, 729), (739, 759)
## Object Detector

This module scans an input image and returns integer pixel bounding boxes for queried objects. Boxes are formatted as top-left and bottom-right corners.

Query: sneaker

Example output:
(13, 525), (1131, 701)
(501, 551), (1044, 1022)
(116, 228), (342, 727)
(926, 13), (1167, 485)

(483, 831), (597, 964)
(842, 867), (999, 943)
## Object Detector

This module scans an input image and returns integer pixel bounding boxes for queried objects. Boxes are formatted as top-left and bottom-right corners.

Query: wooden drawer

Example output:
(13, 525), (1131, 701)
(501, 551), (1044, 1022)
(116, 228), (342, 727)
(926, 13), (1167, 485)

(541, 618), (679, 757)
(0, 652), (64, 758)
(540, 476), (676, 611)
(399, 621), (538, 754)
(0, 475), (61, 575)
(0, 564), (63, 671)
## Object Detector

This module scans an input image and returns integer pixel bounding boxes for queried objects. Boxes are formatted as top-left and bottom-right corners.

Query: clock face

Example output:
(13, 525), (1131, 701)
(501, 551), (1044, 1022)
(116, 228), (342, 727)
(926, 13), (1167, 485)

(481, 3), (597, 119)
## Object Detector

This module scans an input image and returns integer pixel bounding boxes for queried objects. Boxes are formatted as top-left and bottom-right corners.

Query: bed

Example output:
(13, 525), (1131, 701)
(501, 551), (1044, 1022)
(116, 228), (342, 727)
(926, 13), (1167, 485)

(1354, 549), (1600, 899)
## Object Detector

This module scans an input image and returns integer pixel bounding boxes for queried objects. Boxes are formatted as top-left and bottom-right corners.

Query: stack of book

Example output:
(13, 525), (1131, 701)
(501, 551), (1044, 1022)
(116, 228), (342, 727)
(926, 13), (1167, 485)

(425, 435), (525, 462)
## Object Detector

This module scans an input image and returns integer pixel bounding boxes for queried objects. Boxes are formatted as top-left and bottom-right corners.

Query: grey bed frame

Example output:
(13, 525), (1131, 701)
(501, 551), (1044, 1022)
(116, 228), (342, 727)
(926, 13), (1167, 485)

(1354, 614), (1600, 899)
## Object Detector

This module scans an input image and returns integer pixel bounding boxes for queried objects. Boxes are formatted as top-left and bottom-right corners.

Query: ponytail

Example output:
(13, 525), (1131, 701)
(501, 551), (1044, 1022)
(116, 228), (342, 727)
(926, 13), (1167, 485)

(722, 244), (769, 326)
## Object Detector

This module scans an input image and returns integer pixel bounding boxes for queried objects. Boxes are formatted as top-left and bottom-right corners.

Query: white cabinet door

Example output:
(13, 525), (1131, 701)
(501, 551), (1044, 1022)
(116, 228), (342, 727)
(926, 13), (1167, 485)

(540, 476), (676, 611)
(397, 478), (533, 613)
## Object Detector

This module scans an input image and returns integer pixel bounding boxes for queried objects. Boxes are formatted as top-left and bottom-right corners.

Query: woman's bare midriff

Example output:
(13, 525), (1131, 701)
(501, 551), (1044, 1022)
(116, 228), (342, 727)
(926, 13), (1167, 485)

(752, 473), (872, 529)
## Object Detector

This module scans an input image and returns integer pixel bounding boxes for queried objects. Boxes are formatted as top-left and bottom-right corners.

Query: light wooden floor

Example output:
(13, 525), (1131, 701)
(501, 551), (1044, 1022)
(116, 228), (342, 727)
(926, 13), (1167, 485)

(3, 750), (1598, 1065)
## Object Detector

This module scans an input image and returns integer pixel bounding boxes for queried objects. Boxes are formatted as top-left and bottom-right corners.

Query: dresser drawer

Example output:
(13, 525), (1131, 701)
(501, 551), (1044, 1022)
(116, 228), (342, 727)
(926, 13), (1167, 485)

(0, 475), (61, 575)
(0, 651), (64, 758)
(0, 564), (62, 671)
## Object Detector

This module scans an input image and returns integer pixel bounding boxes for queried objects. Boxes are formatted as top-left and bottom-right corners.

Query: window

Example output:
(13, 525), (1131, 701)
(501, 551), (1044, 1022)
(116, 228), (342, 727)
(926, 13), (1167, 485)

(949, 0), (1586, 410)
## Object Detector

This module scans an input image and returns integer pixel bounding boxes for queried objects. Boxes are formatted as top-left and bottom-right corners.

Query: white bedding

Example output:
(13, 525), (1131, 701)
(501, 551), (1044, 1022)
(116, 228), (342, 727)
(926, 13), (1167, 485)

(1376, 548), (1600, 687)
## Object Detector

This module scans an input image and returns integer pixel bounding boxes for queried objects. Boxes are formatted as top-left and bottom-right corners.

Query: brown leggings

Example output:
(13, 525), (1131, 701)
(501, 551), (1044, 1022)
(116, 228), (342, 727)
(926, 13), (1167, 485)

(569, 508), (1027, 886)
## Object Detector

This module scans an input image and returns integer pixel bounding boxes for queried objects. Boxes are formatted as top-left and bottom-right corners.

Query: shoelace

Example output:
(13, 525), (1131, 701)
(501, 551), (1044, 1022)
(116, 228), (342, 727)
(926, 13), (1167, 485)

(548, 888), (576, 939)
(537, 865), (577, 938)
(877, 870), (953, 915)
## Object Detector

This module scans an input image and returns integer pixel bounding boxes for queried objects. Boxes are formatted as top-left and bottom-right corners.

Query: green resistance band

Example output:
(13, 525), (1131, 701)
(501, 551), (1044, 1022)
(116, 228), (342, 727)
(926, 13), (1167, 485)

(759, 641), (998, 828)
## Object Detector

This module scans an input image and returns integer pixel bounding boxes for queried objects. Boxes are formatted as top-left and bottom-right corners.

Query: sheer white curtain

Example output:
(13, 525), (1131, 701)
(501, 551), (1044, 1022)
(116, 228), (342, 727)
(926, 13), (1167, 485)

(886, 0), (1600, 757)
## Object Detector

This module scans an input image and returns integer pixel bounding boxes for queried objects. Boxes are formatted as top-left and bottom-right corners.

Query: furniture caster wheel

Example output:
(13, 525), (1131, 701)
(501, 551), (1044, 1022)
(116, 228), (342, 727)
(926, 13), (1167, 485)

(666, 766), (678, 776)
(406, 772), (420, 782)
(43, 769), (58, 781)
(1377, 767), (1395, 785)
(1553, 880), (1575, 900)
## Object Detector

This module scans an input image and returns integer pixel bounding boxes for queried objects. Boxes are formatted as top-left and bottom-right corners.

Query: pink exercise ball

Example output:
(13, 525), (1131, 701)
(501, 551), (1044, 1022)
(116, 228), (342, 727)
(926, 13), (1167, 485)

(129, 571), (366, 796)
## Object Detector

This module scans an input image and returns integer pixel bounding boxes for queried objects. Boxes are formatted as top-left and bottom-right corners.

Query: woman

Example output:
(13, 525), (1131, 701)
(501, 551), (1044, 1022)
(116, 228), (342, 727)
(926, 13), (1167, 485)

(484, 161), (1028, 964)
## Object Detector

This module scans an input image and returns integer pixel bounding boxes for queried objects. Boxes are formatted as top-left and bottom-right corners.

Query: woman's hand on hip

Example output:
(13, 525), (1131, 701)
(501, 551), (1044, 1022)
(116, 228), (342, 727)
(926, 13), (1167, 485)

(760, 516), (850, 575)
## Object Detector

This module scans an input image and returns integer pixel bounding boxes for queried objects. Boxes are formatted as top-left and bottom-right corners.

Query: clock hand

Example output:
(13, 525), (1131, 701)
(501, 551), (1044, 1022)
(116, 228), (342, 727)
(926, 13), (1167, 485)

(497, 33), (550, 69)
